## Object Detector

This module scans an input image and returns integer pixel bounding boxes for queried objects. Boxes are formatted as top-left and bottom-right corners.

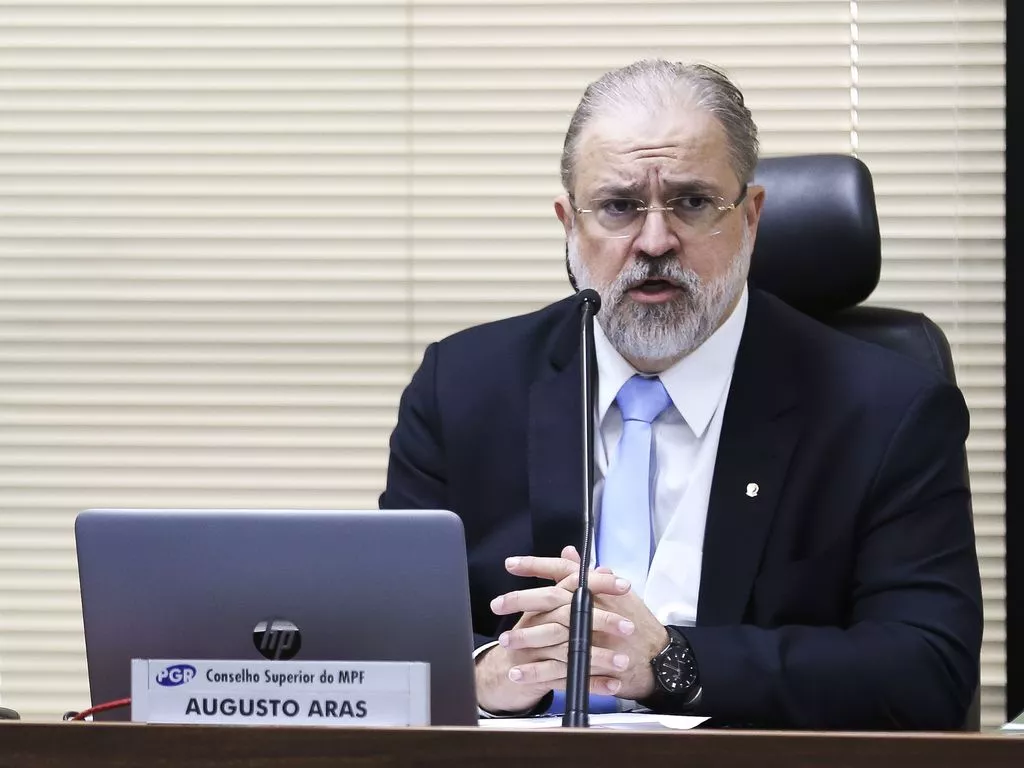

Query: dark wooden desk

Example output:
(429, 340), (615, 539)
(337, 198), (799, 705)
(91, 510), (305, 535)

(2, 722), (1023, 768)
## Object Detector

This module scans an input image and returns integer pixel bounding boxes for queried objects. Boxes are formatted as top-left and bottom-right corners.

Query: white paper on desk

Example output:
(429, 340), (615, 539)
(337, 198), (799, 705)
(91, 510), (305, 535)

(478, 713), (708, 731)
(1001, 709), (1024, 732)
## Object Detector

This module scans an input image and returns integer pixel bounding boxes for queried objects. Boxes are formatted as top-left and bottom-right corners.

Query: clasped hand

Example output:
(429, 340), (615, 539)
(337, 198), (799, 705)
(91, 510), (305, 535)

(475, 546), (669, 714)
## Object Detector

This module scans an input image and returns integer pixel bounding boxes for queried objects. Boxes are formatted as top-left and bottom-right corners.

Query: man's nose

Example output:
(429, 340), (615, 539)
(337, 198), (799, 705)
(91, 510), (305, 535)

(634, 207), (679, 258)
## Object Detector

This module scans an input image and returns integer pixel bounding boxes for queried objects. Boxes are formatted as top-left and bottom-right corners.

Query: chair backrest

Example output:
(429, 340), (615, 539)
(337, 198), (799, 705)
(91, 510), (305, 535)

(750, 154), (958, 384)
(750, 154), (979, 731)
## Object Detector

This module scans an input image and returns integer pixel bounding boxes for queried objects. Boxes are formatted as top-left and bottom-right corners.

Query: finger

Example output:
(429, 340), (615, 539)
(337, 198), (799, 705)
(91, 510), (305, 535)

(498, 623), (569, 651)
(555, 570), (579, 590)
(507, 659), (565, 687)
(547, 676), (623, 697)
(592, 607), (636, 637)
(505, 555), (577, 583)
(513, 608), (630, 663)
(554, 566), (616, 591)
(533, 603), (633, 638)
(537, 603), (572, 629)
(557, 570), (632, 596)
(590, 646), (631, 676)
(589, 676), (623, 696)
(491, 586), (571, 616)
(591, 571), (633, 595)
(561, 545), (581, 563)
(595, 566), (614, 574)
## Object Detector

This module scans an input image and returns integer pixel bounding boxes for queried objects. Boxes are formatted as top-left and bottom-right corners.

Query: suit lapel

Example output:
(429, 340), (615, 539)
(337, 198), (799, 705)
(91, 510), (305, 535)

(697, 291), (804, 626)
(528, 359), (585, 558)
(528, 300), (586, 559)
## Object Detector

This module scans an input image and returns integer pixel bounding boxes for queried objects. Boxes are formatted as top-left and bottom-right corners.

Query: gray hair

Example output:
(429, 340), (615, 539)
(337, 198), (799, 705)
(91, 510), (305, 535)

(559, 60), (759, 195)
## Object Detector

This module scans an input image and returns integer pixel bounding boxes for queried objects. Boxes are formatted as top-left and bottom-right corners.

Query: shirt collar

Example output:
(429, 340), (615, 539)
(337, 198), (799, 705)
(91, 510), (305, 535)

(594, 284), (748, 438)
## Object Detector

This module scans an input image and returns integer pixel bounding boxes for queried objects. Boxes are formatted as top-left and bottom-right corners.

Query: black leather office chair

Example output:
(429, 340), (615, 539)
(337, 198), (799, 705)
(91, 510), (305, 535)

(749, 154), (981, 731)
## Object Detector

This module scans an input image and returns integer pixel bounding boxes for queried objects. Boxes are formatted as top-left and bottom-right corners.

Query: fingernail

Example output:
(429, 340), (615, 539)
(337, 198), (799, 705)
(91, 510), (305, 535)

(613, 654), (629, 670)
(615, 578), (630, 592)
(618, 619), (635, 635)
(498, 632), (510, 647)
(607, 679), (621, 694)
(505, 557), (520, 569)
(508, 667), (523, 682)
(490, 596), (504, 612)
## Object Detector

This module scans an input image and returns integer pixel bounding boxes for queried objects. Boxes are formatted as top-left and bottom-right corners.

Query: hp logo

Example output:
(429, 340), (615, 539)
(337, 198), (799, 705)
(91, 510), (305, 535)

(156, 663), (197, 687)
(253, 619), (302, 660)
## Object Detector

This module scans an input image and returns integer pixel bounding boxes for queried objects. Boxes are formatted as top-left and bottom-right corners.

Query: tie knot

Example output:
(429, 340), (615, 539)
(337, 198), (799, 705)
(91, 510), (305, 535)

(615, 375), (671, 424)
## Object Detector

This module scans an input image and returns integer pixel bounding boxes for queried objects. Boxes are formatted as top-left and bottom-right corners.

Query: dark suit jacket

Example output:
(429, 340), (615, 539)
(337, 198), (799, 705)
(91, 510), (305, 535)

(380, 288), (983, 730)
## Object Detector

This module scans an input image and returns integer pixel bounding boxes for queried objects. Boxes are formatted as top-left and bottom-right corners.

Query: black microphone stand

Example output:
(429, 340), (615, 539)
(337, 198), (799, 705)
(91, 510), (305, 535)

(562, 289), (601, 728)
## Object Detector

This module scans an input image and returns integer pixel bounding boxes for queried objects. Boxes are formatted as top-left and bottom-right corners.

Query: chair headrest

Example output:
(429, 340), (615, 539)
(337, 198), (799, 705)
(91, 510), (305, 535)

(749, 154), (881, 317)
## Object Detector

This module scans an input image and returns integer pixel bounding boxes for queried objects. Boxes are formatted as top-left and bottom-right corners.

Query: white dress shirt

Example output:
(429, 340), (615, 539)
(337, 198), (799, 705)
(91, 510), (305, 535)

(592, 286), (748, 627)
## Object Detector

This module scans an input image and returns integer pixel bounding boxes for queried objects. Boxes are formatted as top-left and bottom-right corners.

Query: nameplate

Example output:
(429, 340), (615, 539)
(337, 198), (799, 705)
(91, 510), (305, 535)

(130, 659), (430, 726)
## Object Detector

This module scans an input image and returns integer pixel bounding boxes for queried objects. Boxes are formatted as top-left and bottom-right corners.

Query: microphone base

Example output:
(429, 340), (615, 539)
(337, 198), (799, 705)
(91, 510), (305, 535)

(562, 710), (590, 728)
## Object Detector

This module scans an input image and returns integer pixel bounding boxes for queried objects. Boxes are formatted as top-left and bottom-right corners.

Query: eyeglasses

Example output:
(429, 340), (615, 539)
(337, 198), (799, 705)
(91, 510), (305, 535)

(573, 185), (748, 239)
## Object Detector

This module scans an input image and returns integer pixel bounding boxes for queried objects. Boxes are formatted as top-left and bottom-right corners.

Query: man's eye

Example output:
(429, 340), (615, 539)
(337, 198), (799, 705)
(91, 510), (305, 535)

(599, 199), (640, 216)
(674, 196), (713, 212)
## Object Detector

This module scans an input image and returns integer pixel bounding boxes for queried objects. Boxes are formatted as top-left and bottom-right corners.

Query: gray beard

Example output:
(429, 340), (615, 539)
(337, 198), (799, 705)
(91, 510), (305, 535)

(567, 227), (751, 365)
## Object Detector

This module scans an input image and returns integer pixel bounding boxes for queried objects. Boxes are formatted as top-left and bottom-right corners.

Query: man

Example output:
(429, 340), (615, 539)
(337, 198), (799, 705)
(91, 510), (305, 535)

(380, 60), (982, 729)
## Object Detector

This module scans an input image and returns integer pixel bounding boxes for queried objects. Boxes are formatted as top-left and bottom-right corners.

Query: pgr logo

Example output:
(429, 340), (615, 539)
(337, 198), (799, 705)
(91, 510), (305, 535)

(253, 619), (302, 660)
(156, 663), (197, 687)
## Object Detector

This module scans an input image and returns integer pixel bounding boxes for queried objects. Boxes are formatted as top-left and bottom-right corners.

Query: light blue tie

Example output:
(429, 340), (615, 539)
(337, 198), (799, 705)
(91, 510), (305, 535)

(550, 376), (671, 717)
(597, 375), (671, 595)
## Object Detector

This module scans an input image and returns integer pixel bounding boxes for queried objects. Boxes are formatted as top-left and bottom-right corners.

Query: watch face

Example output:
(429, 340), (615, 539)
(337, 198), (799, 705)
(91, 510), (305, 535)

(655, 645), (698, 693)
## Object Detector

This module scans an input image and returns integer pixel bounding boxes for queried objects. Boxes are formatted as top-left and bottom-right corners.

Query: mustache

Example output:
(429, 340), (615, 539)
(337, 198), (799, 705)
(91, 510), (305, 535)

(614, 259), (700, 293)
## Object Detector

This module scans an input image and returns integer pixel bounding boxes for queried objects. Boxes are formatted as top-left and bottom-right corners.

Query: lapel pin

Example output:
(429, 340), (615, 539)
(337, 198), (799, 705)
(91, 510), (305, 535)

(746, 483), (759, 498)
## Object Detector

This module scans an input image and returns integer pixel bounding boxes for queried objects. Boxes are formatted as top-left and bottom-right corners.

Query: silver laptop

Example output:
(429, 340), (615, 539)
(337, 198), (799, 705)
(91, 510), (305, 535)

(75, 508), (478, 725)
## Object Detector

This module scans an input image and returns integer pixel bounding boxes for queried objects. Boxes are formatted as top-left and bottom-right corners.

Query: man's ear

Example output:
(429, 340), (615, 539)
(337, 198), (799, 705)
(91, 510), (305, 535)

(554, 194), (574, 238)
(744, 184), (766, 242)
(555, 194), (579, 291)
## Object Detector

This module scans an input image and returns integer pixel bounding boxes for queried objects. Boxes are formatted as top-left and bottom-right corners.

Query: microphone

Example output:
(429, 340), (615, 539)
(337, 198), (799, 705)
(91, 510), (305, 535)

(562, 288), (601, 728)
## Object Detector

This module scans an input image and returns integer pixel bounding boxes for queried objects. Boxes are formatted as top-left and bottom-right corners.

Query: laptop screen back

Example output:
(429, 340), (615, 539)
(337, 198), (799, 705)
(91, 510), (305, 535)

(75, 508), (477, 725)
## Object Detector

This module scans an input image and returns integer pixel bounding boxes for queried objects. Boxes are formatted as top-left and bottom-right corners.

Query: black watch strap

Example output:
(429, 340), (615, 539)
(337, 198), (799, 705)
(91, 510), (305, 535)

(641, 627), (702, 713)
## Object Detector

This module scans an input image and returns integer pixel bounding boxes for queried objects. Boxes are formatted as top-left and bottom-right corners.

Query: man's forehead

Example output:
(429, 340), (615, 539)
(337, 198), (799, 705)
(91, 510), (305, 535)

(572, 106), (733, 192)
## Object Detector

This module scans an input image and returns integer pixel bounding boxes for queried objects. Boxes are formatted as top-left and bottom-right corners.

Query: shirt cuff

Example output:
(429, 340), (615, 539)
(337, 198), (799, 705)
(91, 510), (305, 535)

(474, 641), (554, 719)
(473, 640), (499, 660)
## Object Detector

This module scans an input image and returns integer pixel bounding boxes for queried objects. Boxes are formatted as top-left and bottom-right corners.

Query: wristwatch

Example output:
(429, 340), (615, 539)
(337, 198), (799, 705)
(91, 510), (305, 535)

(649, 626), (702, 708)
